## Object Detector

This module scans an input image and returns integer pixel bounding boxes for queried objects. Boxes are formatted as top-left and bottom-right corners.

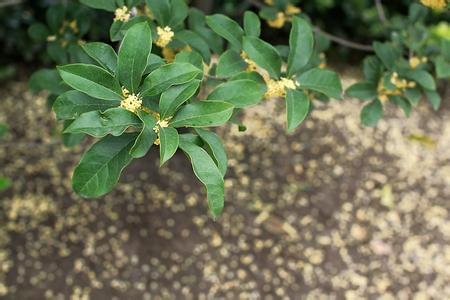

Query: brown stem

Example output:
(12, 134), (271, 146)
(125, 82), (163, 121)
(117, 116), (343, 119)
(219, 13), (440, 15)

(375, 0), (389, 25)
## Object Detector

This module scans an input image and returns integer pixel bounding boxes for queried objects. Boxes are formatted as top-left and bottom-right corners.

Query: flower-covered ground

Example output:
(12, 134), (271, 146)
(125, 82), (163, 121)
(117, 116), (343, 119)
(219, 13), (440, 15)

(1, 73), (449, 299)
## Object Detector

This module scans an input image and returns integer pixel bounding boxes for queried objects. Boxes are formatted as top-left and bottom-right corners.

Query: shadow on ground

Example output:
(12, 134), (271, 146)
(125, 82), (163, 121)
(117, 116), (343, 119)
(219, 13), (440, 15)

(1, 74), (449, 299)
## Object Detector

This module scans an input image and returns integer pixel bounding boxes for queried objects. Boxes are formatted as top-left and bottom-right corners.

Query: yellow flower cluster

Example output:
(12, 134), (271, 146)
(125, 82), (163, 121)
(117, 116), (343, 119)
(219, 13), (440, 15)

(153, 118), (170, 146)
(114, 6), (131, 23)
(241, 51), (258, 72)
(266, 2), (302, 28)
(155, 26), (174, 48)
(377, 72), (416, 103)
(409, 56), (428, 69)
(420, 0), (447, 9)
(264, 77), (299, 98)
(120, 87), (142, 113)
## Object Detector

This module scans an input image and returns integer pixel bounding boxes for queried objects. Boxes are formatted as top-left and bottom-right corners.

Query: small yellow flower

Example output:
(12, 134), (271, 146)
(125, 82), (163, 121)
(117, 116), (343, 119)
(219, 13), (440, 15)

(286, 4), (301, 15)
(420, 0), (447, 10)
(153, 118), (171, 146)
(265, 0), (273, 5)
(268, 12), (286, 28)
(162, 47), (175, 62)
(155, 26), (174, 48)
(409, 56), (421, 69)
(264, 77), (298, 98)
(240, 51), (258, 72)
(120, 87), (142, 113)
(379, 94), (389, 103)
(47, 35), (57, 42)
(114, 6), (131, 23)
(68, 20), (79, 33)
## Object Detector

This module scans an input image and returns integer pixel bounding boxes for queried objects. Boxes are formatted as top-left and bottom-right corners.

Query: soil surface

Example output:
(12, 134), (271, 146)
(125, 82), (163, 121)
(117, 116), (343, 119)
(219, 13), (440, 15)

(1, 74), (449, 299)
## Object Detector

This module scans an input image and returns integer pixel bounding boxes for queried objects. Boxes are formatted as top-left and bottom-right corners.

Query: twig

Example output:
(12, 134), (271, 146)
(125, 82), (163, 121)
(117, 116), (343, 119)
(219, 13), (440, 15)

(205, 74), (228, 81)
(245, 0), (374, 52)
(313, 27), (374, 52)
(0, 0), (23, 8)
(375, 0), (388, 25)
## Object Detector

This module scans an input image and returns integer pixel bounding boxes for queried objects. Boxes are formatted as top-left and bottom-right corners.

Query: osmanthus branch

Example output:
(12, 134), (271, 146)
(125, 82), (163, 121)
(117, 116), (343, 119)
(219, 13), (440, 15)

(245, 0), (374, 52)
(0, 0), (23, 8)
(375, 0), (389, 25)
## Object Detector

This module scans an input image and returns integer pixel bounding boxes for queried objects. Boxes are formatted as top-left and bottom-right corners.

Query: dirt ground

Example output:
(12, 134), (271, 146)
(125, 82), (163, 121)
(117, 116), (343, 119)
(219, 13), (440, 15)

(0, 73), (449, 299)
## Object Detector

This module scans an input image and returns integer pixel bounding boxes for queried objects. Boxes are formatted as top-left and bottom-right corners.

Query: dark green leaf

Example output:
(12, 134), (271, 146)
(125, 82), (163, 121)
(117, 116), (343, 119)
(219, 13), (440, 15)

(159, 127), (179, 166)
(216, 50), (247, 78)
(373, 42), (401, 70)
(361, 99), (383, 127)
(29, 69), (70, 95)
(363, 56), (384, 83)
(346, 82), (377, 101)
(170, 101), (234, 128)
(118, 22), (152, 92)
(175, 30), (211, 63)
(79, 0), (117, 11)
(243, 36), (282, 78)
(390, 96), (412, 117)
(244, 11), (261, 37)
(141, 63), (202, 96)
(146, 0), (171, 25)
(286, 89), (310, 132)
(206, 14), (244, 49)
(207, 80), (264, 108)
(179, 134), (224, 217)
(404, 69), (436, 91)
(195, 128), (228, 177)
(130, 110), (157, 158)
(72, 133), (137, 198)
(53, 90), (119, 120)
(287, 17), (314, 77)
(64, 107), (141, 137)
(298, 68), (342, 99)
(404, 87), (422, 106)
(425, 89), (441, 110)
(159, 80), (200, 119)
(0, 177), (12, 191)
(58, 64), (122, 100)
(28, 23), (49, 41)
(82, 42), (118, 74)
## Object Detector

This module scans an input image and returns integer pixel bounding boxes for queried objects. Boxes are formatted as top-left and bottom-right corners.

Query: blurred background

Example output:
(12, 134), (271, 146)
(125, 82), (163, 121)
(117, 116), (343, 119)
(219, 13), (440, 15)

(1, 0), (449, 299)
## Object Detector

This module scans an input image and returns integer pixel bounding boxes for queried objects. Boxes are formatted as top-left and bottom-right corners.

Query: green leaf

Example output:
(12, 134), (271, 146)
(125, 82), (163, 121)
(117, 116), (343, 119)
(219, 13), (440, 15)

(390, 96), (412, 117)
(286, 89), (310, 132)
(62, 120), (86, 147)
(216, 50), (247, 78)
(46, 4), (65, 32)
(207, 80), (264, 108)
(298, 68), (342, 99)
(130, 110), (157, 158)
(403, 70), (436, 91)
(346, 82), (377, 101)
(118, 22), (152, 93)
(179, 134), (225, 217)
(79, 0), (117, 11)
(141, 63), (202, 96)
(363, 56), (384, 83)
(159, 80), (201, 119)
(0, 177), (12, 191)
(82, 42), (118, 74)
(404, 87), (422, 106)
(159, 127), (179, 166)
(243, 36), (282, 78)
(0, 123), (8, 140)
(58, 64), (122, 101)
(144, 54), (165, 75)
(53, 90), (119, 120)
(435, 57), (450, 79)
(244, 11), (261, 37)
(170, 101), (234, 128)
(373, 42), (401, 70)
(72, 133), (137, 198)
(287, 17), (314, 77)
(29, 69), (70, 95)
(109, 16), (149, 42)
(174, 51), (204, 71)
(206, 14), (244, 49)
(169, 0), (189, 27)
(146, 0), (171, 26)
(64, 107), (141, 137)
(361, 99), (383, 127)
(28, 23), (49, 41)
(175, 30), (211, 63)
(424, 89), (441, 111)
(195, 128), (228, 177)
